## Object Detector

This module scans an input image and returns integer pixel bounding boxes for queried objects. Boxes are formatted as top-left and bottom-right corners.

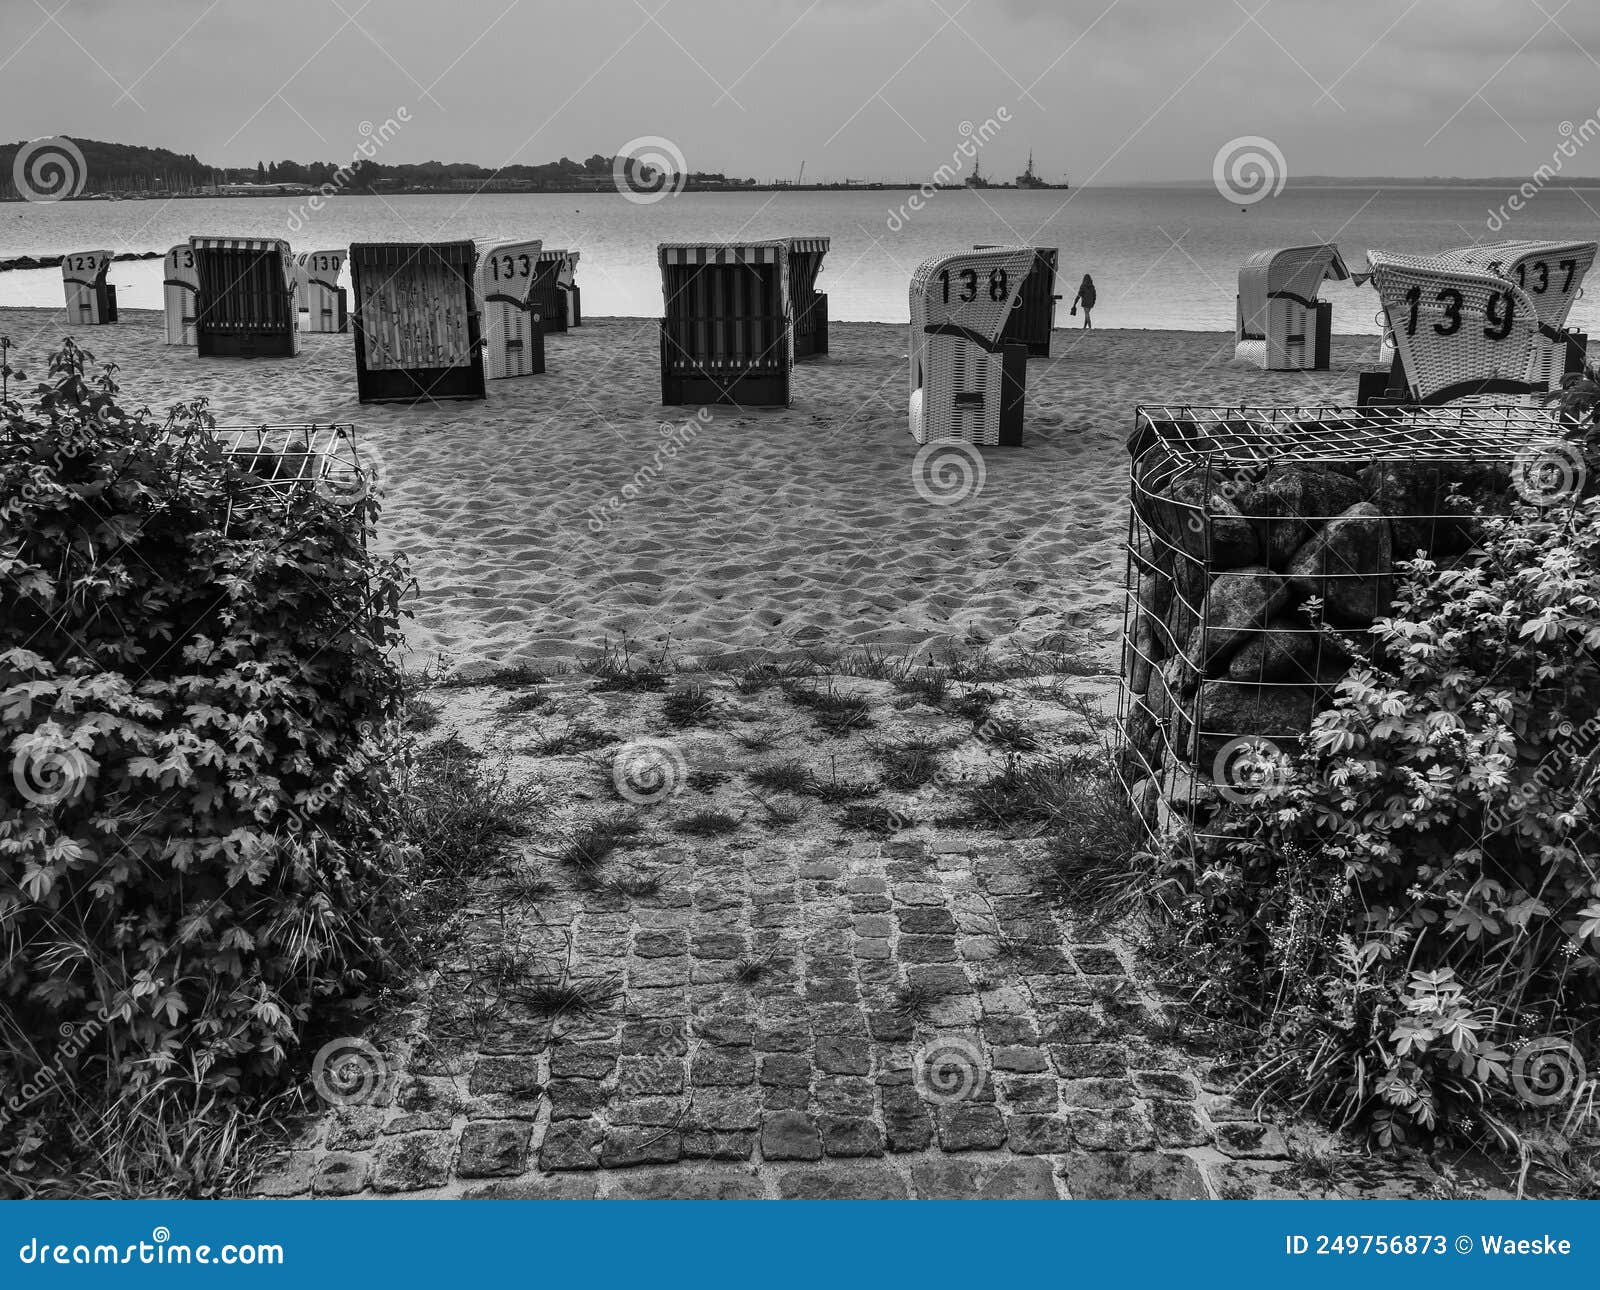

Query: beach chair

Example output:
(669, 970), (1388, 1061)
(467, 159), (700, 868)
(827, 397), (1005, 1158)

(162, 244), (198, 345)
(349, 240), (485, 404)
(557, 250), (581, 328)
(908, 247), (1034, 446)
(788, 237), (830, 359)
(62, 250), (117, 325)
(190, 237), (299, 358)
(530, 249), (575, 335)
(476, 238), (546, 380)
(294, 249), (349, 334)
(1446, 239), (1596, 387)
(659, 241), (792, 406)
(1234, 245), (1348, 370)
(1364, 250), (1546, 405)
(977, 244), (1059, 357)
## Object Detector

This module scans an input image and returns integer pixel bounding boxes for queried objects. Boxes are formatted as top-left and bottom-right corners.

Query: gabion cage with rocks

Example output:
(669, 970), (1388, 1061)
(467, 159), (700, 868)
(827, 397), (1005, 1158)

(201, 423), (367, 523)
(1116, 402), (1577, 842)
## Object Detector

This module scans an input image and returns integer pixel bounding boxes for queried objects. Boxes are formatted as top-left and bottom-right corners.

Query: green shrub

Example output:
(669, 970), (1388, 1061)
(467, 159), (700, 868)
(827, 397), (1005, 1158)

(0, 343), (412, 1178)
(1163, 484), (1600, 1145)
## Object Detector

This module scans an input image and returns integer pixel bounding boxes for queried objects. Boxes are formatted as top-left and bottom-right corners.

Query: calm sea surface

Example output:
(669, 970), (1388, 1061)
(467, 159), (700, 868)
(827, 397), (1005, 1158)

(4, 186), (1598, 334)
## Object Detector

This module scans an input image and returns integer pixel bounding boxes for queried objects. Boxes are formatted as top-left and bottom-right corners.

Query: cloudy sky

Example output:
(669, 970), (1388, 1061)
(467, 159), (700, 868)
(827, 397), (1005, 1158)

(3, 0), (1599, 183)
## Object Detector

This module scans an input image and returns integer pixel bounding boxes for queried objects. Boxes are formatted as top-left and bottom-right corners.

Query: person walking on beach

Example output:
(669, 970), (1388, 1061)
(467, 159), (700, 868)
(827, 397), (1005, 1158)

(1071, 273), (1096, 329)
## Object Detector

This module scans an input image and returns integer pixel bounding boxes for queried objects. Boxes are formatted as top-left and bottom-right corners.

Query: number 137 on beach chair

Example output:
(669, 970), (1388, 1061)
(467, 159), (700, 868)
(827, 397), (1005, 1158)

(908, 248), (1034, 446)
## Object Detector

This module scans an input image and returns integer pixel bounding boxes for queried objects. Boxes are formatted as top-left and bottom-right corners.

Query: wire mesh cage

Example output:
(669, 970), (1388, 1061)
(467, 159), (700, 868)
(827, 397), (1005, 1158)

(201, 423), (367, 525)
(1116, 401), (1580, 844)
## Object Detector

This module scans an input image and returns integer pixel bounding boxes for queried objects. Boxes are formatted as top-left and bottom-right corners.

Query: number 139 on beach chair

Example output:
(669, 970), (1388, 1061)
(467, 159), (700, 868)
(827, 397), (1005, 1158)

(909, 248), (1033, 446)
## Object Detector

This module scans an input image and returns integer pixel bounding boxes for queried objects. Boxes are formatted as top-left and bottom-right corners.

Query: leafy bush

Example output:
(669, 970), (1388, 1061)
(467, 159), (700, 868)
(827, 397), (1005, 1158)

(1162, 481), (1600, 1146)
(0, 343), (412, 1178)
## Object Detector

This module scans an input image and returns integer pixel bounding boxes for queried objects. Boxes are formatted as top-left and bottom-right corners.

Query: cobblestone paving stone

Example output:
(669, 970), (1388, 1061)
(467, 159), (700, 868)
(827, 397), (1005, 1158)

(259, 826), (1486, 1199)
(255, 672), (1504, 1200)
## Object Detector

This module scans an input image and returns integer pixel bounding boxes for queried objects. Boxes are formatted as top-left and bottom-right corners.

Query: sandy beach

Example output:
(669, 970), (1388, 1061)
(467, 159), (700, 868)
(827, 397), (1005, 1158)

(0, 308), (1378, 672)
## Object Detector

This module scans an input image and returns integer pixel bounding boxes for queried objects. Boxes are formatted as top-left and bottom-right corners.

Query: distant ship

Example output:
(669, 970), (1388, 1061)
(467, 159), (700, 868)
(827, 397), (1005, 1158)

(965, 157), (992, 189)
(1016, 151), (1066, 190)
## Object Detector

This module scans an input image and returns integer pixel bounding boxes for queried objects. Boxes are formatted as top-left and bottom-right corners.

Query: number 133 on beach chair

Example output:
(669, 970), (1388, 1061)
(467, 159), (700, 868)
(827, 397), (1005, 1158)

(476, 238), (546, 380)
(909, 248), (1033, 446)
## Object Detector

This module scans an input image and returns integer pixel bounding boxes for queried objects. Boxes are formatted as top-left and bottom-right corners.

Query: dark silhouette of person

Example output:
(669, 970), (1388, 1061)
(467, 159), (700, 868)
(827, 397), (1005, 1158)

(1071, 273), (1096, 329)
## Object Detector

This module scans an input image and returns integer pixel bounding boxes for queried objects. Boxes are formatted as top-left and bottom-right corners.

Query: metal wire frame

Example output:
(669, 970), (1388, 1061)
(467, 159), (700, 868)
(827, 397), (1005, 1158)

(184, 423), (367, 529)
(1116, 401), (1570, 846)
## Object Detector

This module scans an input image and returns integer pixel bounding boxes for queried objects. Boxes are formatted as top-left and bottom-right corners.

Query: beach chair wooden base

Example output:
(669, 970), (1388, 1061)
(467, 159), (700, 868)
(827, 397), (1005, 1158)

(911, 342), (1028, 446)
(487, 327), (546, 380)
(794, 293), (829, 359)
(198, 328), (298, 359)
(660, 363), (790, 407)
(354, 365), (487, 404)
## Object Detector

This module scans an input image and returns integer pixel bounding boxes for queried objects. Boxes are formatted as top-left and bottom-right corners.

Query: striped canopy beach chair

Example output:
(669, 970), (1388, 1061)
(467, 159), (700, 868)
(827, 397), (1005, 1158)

(1447, 239), (1596, 388)
(788, 237), (829, 359)
(1234, 245), (1348, 371)
(530, 249), (580, 334)
(908, 247), (1033, 446)
(977, 245), (1060, 357)
(557, 250), (581, 328)
(349, 240), (486, 404)
(162, 244), (198, 345)
(62, 250), (117, 326)
(190, 237), (299, 358)
(659, 241), (792, 406)
(294, 249), (349, 334)
(476, 238), (546, 380)
(1365, 249), (1546, 405)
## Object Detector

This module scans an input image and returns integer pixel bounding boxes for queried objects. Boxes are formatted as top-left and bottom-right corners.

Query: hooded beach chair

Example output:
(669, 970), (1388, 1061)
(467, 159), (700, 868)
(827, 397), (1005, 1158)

(788, 237), (829, 359)
(476, 238), (546, 380)
(1234, 245), (1348, 370)
(1364, 250), (1546, 405)
(349, 240), (485, 404)
(1446, 239), (1596, 388)
(557, 250), (581, 328)
(659, 241), (792, 406)
(908, 247), (1034, 446)
(162, 245), (198, 345)
(977, 244), (1060, 357)
(294, 249), (349, 334)
(62, 250), (117, 325)
(190, 237), (299, 358)
(530, 249), (578, 335)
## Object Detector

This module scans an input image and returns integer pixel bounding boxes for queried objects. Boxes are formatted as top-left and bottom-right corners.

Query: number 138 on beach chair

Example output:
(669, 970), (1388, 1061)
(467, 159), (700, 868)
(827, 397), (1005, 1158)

(908, 248), (1033, 446)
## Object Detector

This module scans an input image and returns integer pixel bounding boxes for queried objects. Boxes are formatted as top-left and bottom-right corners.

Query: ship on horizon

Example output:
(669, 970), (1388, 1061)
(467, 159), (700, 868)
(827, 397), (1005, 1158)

(964, 151), (1068, 190)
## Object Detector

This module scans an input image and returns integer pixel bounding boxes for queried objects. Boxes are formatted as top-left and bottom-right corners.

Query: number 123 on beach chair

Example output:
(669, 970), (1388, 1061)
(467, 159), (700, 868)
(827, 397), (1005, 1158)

(62, 251), (117, 326)
(909, 248), (1033, 446)
(476, 238), (546, 380)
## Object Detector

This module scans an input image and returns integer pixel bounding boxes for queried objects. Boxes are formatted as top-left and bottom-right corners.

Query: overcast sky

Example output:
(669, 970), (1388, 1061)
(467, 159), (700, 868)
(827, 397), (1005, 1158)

(4, 0), (1600, 183)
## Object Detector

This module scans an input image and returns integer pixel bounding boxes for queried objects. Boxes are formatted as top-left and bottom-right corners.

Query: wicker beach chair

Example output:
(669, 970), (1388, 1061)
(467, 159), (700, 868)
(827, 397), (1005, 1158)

(530, 249), (579, 335)
(659, 241), (793, 406)
(1234, 245), (1348, 370)
(788, 237), (830, 359)
(349, 240), (486, 404)
(62, 250), (117, 326)
(908, 247), (1034, 446)
(1447, 239), (1596, 387)
(977, 245), (1060, 357)
(294, 249), (349, 334)
(1366, 249), (1546, 405)
(190, 237), (299, 358)
(476, 238), (546, 380)
(162, 244), (198, 345)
